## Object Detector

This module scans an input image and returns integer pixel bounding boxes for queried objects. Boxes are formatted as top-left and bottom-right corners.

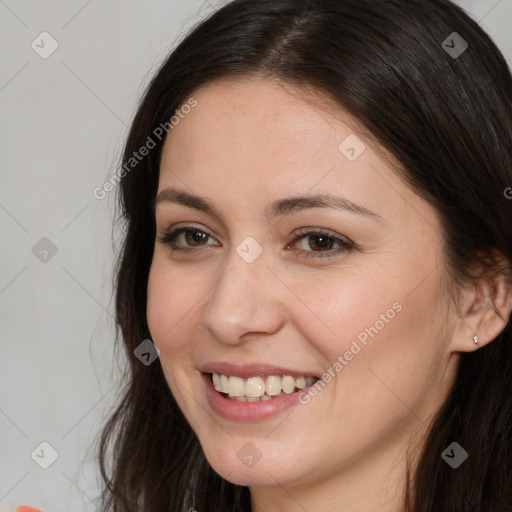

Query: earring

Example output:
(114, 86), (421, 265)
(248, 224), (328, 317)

(473, 335), (478, 344)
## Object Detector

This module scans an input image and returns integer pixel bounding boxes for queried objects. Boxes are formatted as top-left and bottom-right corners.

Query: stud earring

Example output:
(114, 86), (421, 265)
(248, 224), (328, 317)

(473, 335), (478, 344)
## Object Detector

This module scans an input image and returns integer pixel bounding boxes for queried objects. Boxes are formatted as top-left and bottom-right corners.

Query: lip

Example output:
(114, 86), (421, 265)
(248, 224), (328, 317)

(200, 361), (319, 379)
(201, 372), (317, 422)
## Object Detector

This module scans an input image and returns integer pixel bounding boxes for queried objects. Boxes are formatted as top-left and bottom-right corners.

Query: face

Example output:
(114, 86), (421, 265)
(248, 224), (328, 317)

(147, 77), (460, 493)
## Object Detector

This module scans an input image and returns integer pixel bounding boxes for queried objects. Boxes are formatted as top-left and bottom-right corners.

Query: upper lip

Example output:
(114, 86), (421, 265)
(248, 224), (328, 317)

(200, 362), (319, 379)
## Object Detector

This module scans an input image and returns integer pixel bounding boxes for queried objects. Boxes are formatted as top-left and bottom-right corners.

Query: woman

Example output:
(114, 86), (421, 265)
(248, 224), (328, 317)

(97, 0), (512, 510)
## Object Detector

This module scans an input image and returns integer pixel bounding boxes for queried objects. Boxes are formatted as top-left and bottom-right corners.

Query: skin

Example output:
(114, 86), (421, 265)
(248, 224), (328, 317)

(146, 76), (508, 512)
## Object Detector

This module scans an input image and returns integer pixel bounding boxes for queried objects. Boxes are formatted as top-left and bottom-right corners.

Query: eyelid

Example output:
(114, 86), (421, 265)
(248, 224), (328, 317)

(292, 227), (353, 245)
(287, 227), (354, 260)
(157, 224), (355, 259)
(156, 223), (218, 246)
(158, 221), (214, 238)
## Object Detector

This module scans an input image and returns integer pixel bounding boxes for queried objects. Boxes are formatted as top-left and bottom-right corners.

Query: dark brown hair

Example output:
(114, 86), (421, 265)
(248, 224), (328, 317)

(97, 0), (512, 510)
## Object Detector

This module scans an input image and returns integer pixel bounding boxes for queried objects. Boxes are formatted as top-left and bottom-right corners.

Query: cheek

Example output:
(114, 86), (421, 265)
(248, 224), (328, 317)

(286, 268), (396, 360)
(327, 270), (446, 410)
(291, 260), (443, 396)
(146, 258), (207, 408)
(146, 257), (205, 350)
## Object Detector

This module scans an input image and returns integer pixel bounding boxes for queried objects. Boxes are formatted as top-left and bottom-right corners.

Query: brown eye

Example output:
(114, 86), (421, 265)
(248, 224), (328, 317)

(157, 226), (219, 252)
(288, 228), (354, 261)
(305, 234), (335, 252)
(183, 229), (209, 246)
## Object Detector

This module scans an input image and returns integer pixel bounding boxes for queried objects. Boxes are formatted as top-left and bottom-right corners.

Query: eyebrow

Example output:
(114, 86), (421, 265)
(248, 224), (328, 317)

(153, 188), (382, 222)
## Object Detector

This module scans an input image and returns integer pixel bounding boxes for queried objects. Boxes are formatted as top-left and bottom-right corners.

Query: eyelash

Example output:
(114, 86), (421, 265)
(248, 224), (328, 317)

(156, 225), (354, 261)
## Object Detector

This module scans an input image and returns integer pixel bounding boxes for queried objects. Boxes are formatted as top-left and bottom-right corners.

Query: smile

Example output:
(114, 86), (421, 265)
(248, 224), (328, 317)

(211, 372), (318, 401)
(201, 370), (321, 421)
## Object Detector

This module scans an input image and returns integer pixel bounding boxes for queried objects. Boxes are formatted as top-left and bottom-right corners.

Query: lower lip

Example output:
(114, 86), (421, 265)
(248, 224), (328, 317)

(202, 373), (310, 422)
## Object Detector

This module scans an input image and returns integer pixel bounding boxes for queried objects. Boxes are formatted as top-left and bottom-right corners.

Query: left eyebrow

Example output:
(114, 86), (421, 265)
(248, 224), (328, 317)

(264, 194), (383, 221)
(153, 188), (383, 222)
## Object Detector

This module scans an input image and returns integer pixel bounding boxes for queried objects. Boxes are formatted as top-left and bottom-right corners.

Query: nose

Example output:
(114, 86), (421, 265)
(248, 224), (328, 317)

(204, 248), (286, 345)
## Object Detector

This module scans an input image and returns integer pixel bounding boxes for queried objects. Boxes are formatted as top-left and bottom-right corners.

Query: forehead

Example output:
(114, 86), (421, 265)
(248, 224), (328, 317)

(160, 77), (385, 186)
(157, 77), (438, 235)
(165, 77), (369, 157)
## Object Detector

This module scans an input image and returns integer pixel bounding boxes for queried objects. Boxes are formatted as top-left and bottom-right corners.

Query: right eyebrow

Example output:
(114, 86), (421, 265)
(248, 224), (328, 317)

(153, 188), (383, 223)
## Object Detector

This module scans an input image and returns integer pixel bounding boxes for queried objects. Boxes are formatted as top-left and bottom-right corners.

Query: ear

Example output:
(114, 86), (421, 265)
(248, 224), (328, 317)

(451, 250), (512, 353)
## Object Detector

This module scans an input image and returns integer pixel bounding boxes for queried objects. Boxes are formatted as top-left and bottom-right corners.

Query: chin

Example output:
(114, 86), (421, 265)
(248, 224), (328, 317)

(201, 443), (303, 488)
(210, 460), (285, 487)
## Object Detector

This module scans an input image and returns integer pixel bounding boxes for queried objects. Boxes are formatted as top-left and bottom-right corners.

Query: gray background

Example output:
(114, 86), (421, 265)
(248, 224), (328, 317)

(0, 1), (510, 511)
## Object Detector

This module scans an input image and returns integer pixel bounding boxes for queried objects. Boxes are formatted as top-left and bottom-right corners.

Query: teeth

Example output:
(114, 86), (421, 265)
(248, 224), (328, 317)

(306, 376), (316, 386)
(245, 376), (265, 398)
(212, 372), (317, 398)
(295, 376), (307, 389)
(219, 374), (229, 393)
(231, 395), (274, 402)
(231, 396), (260, 402)
(281, 375), (296, 394)
(227, 376), (245, 397)
(265, 375), (282, 395)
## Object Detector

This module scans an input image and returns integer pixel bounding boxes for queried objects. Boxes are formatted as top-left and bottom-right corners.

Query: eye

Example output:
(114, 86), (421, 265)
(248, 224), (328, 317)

(156, 225), (219, 252)
(286, 228), (354, 261)
(157, 224), (354, 261)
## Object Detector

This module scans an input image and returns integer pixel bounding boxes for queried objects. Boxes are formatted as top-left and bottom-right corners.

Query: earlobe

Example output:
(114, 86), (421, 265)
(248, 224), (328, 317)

(451, 253), (512, 353)
(468, 301), (509, 350)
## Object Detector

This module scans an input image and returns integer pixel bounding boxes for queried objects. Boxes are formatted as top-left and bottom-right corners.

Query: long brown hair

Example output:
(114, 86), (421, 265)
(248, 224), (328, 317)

(97, 1), (512, 510)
